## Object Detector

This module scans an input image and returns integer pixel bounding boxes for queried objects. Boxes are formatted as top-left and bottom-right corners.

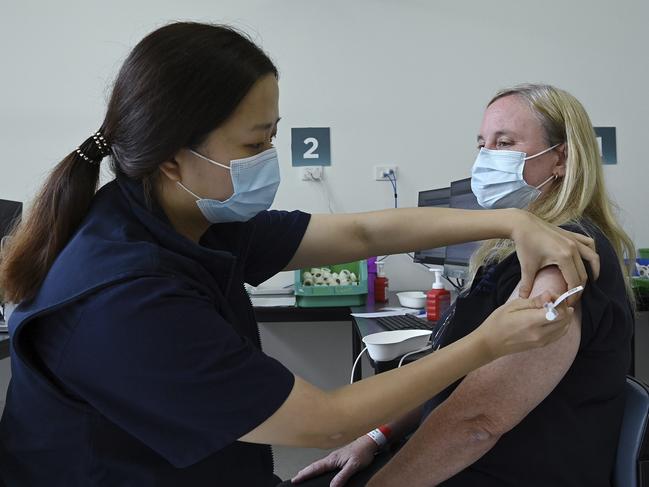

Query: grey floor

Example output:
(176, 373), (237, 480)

(0, 357), (9, 416)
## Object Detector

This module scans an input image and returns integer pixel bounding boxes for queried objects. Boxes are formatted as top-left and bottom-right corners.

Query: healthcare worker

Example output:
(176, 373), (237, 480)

(0, 22), (596, 486)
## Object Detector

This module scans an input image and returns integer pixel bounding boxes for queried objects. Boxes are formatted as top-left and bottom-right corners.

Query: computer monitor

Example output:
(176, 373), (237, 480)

(0, 199), (21, 315)
(444, 178), (484, 279)
(413, 187), (450, 265)
(0, 199), (22, 240)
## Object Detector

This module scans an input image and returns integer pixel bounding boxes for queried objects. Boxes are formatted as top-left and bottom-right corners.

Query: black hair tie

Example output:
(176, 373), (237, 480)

(75, 131), (112, 164)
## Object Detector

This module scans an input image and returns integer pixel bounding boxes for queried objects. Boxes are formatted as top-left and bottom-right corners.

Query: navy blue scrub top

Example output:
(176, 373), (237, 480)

(0, 176), (311, 486)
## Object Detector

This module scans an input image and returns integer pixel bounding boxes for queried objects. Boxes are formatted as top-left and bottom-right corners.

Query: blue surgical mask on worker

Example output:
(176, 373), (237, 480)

(177, 147), (280, 223)
(470, 144), (561, 209)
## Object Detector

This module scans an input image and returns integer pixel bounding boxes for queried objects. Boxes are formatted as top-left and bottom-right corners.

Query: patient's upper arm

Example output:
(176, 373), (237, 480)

(423, 266), (582, 436)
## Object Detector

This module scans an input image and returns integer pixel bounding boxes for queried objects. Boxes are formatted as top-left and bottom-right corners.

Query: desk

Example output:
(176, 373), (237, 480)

(354, 305), (649, 382)
(351, 293), (435, 376)
(258, 297), (648, 383)
(254, 303), (365, 380)
(254, 292), (413, 382)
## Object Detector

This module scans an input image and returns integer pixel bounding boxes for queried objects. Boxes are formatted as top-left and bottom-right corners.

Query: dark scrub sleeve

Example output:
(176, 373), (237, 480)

(244, 210), (311, 286)
(52, 276), (295, 468)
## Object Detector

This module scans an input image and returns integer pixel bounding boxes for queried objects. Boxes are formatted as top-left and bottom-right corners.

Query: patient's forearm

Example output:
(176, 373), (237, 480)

(367, 405), (500, 487)
(368, 269), (581, 486)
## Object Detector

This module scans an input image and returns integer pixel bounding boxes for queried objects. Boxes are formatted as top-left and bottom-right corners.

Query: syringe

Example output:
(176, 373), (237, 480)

(544, 285), (584, 321)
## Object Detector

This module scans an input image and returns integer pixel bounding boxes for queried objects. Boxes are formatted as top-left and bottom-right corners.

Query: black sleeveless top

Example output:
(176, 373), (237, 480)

(422, 222), (633, 487)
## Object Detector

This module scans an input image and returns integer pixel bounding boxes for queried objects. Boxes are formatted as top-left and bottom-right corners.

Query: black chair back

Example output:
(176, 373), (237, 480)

(614, 376), (649, 487)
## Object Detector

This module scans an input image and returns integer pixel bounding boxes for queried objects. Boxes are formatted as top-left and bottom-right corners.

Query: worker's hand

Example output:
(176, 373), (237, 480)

(509, 210), (599, 305)
(290, 435), (378, 487)
(473, 290), (574, 360)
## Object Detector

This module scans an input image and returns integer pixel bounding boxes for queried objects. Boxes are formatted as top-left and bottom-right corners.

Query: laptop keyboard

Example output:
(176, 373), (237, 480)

(376, 314), (434, 331)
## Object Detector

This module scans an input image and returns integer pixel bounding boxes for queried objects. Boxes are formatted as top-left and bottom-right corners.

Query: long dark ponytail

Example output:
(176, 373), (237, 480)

(0, 22), (277, 303)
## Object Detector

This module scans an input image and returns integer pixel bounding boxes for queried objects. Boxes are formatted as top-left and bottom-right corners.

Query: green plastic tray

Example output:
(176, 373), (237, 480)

(294, 260), (368, 308)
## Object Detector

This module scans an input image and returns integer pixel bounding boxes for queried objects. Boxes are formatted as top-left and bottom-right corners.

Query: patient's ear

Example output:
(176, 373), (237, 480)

(553, 143), (567, 178)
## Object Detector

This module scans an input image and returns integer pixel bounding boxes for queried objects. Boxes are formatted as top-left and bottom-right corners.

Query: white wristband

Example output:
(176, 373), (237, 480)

(366, 428), (388, 448)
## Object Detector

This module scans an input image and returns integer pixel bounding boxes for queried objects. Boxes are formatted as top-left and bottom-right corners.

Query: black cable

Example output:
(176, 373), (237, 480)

(405, 253), (462, 291)
(379, 174), (463, 291)
(377, 172), (398, 263)
(445, 276), (463, 291)
(386, 171), (398, 209)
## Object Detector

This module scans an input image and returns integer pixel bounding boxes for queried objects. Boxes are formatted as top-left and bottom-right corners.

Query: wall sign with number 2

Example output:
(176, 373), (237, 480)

(291, 127), (331, 166)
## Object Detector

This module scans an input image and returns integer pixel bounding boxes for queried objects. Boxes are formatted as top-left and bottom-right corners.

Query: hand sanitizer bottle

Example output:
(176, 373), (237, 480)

(374, 261), (389, 303)
(426, 269), (450, 322)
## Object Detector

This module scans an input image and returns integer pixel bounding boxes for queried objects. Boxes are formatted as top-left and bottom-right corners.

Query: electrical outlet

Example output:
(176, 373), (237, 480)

(374, 165), (398, 181)
(301, 166), (323, 181)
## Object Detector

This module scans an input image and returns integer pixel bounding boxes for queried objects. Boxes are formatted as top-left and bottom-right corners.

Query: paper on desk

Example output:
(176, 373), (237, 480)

(250, 295), (296, 307)
(379, 307), (423, 314)
(350, 310), (410, 318)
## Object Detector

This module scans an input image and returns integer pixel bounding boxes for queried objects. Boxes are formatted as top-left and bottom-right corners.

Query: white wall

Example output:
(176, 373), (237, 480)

(1, 0), (648, 292)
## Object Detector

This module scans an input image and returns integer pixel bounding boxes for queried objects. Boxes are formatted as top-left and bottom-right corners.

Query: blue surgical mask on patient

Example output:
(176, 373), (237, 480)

(470, 144), (560, 209)
(177, 147), (281, 223)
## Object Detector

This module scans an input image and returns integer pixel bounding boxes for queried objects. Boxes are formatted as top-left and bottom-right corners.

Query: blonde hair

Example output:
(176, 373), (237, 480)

(470, 84), (635, 302)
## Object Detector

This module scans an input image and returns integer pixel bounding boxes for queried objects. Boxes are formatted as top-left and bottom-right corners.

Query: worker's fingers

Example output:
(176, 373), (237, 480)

(518, 262), (537, 299)
(558, 228), (600, 281)
(554, 246), (584, 296)
(506, 292), (555, 312)
(529, 290), (558, 309)
(539, 306), (574, 345)
(571, 243), (588, 286)
(560, 231), (595, 251)
(563, 244), (587, 306)
(575, 239), (600, 280)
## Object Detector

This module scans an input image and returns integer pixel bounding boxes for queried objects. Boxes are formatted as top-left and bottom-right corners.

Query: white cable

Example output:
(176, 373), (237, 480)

(350, 346), (368, 384)
(351, 343), (433, 382)
(398, 344), (433, 368)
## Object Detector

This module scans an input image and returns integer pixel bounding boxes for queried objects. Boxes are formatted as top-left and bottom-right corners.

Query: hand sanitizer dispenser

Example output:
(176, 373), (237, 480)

(426, 269), (450, 322)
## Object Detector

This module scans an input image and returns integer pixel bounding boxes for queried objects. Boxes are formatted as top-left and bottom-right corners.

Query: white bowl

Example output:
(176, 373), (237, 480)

(363, 330), (432, 361)
(396, 291), (426, 309)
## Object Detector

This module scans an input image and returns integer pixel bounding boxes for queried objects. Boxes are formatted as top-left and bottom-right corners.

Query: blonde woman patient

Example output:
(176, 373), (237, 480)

(288, 84), (635, 487)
